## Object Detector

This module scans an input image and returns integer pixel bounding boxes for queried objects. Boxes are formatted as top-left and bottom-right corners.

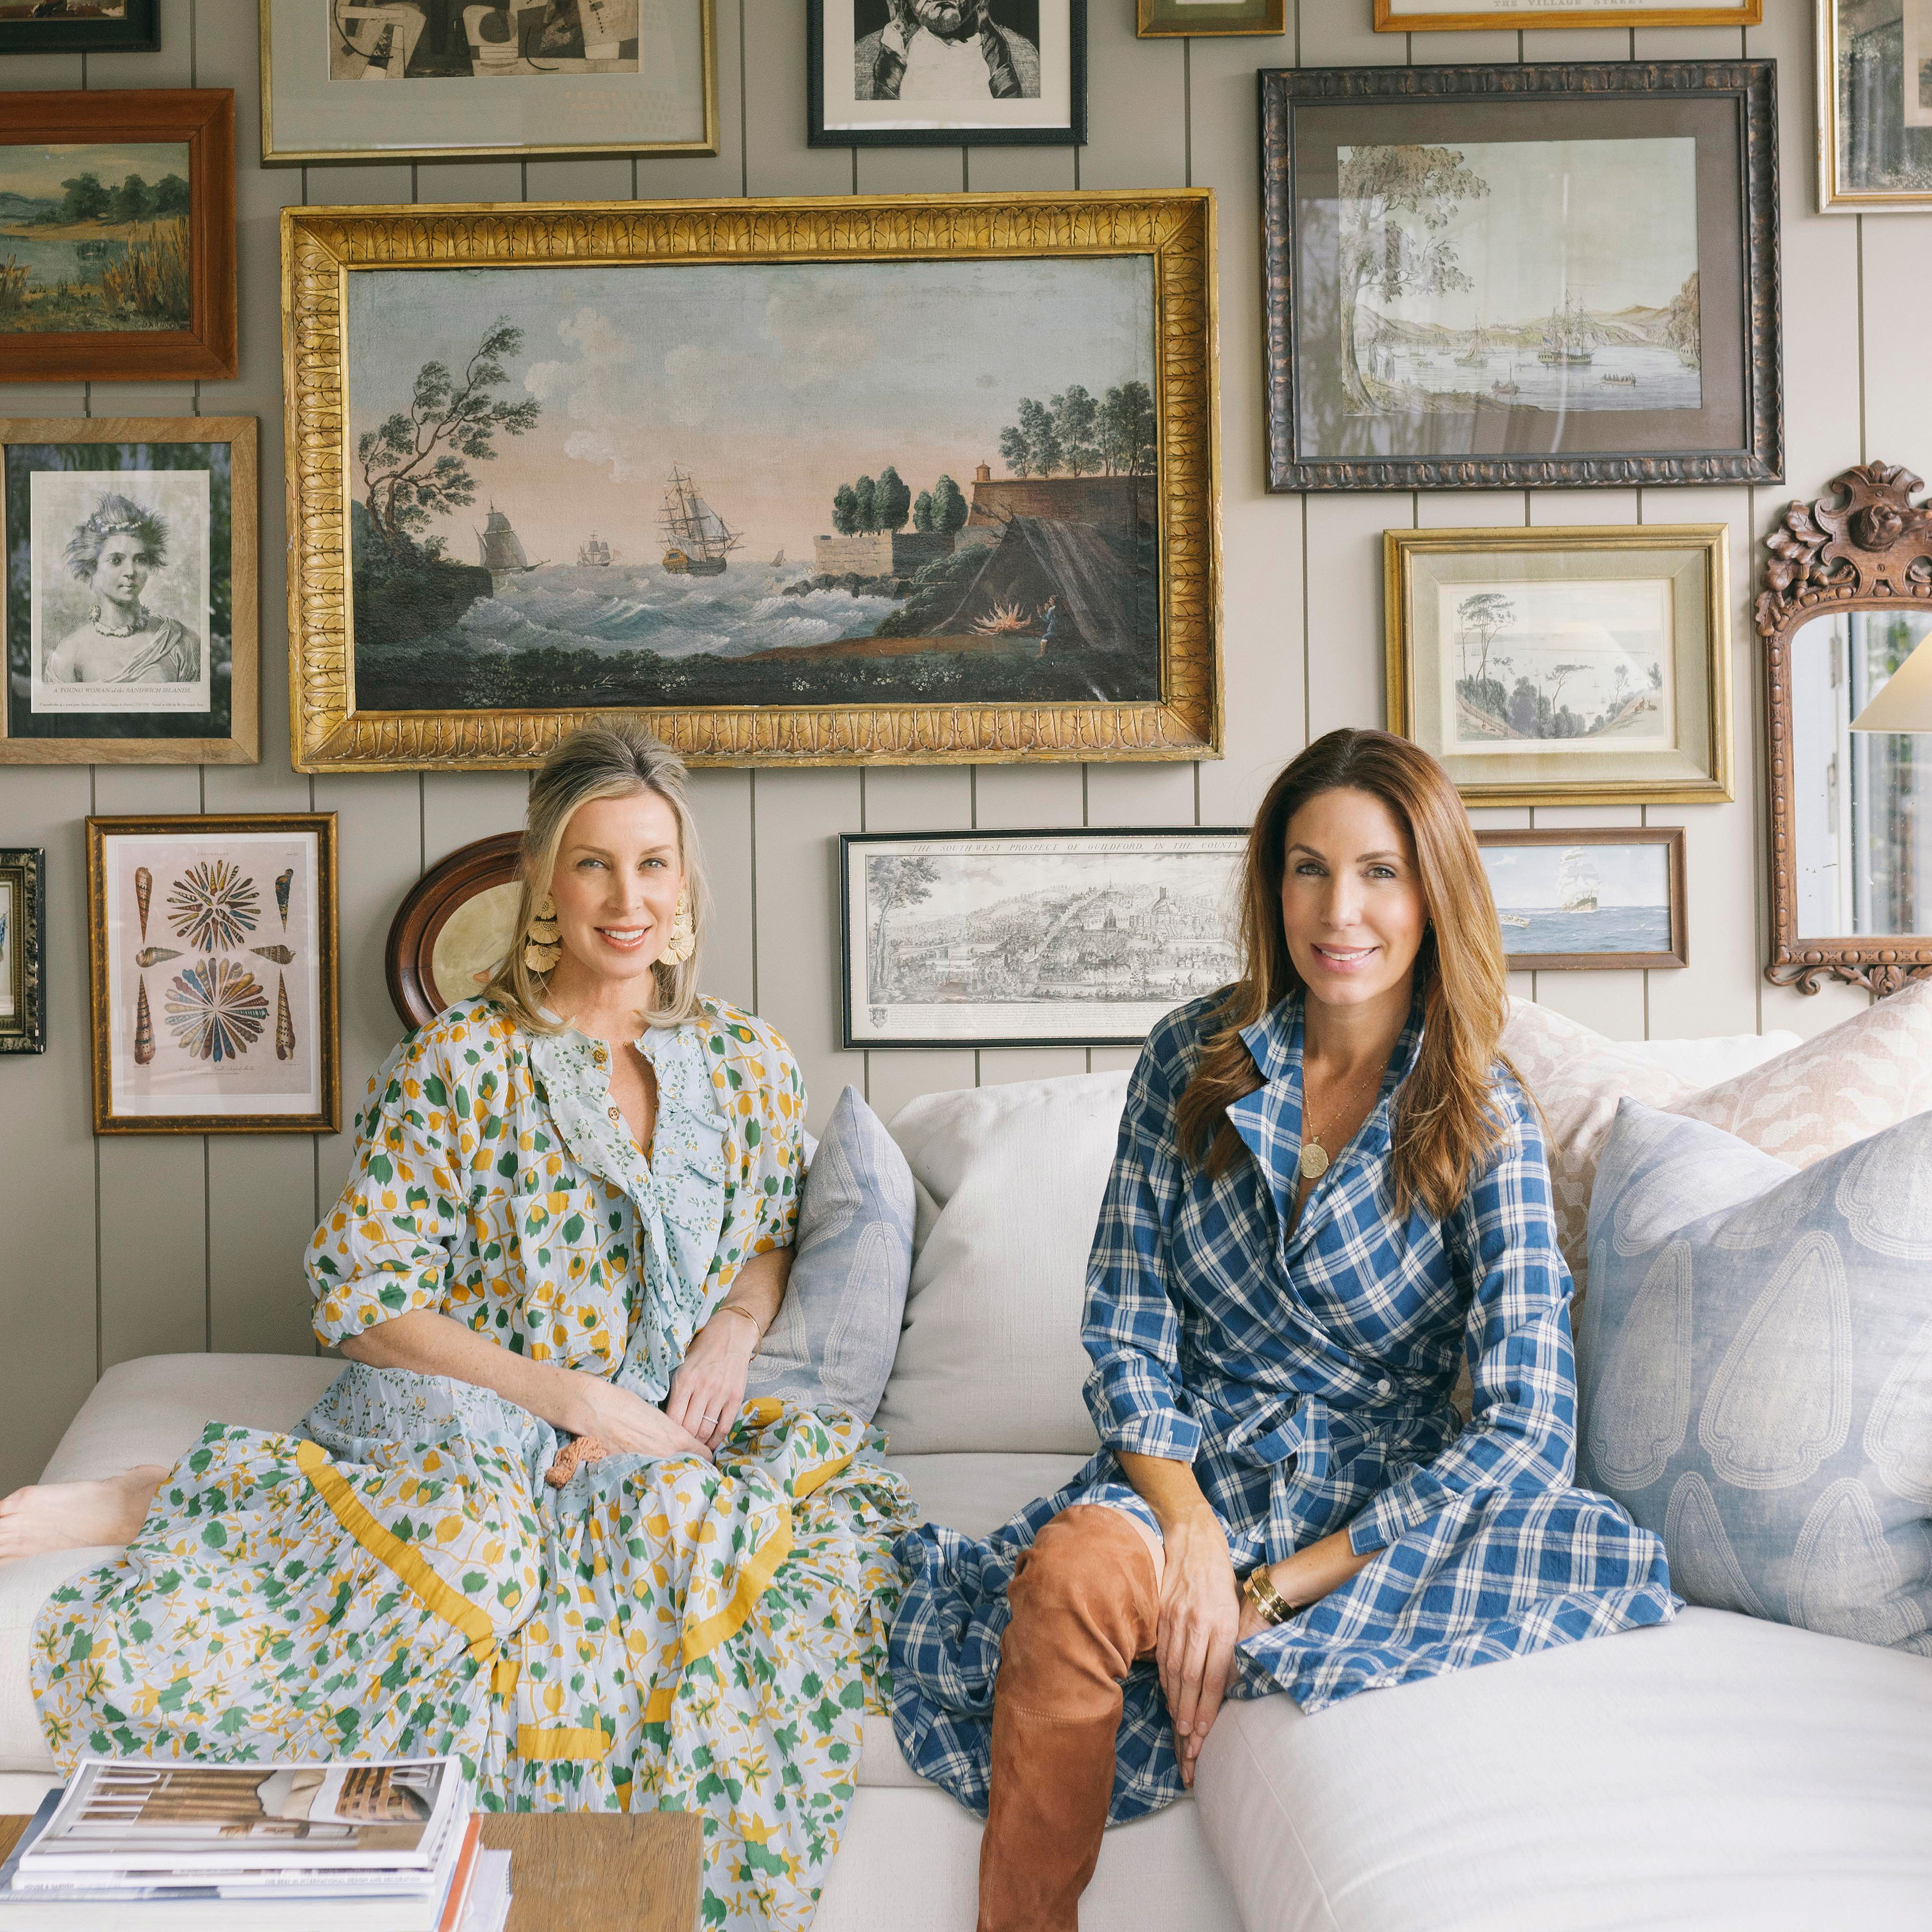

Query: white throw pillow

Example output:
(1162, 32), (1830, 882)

(875, 1070), (1130, 1457)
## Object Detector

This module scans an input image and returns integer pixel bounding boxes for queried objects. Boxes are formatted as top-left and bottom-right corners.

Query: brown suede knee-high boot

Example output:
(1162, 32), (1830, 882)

(976, 1504), (1162, 1932)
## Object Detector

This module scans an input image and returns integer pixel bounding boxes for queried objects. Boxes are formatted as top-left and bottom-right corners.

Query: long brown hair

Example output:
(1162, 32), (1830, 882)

(1175, 729), (1511, 1219)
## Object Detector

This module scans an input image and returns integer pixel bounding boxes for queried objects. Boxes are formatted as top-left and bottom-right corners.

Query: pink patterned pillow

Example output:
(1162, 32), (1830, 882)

(1669, 979), (1932, 1164)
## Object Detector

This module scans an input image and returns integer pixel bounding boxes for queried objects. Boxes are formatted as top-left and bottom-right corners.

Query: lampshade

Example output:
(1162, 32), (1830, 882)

(1852, 631), (1932, 733)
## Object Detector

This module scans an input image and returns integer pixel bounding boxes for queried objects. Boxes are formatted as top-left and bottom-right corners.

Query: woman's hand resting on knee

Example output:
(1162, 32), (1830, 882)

(562, 1373), (713, 1462)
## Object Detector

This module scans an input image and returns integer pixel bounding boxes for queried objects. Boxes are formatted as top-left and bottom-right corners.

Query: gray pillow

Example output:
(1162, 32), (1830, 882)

(746, 1084), (914, 1423)
(1577, 1097), (1932, 1655)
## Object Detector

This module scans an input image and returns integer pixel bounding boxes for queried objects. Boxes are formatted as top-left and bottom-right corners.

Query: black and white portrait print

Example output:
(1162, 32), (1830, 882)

(852, 2), (1040, 102)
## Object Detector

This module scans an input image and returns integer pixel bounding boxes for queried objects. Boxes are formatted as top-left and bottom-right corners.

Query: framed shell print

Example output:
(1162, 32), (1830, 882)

(386, 831), (523, 1029)
(0, 846), (45, 1054)
(86, 814), (339, 1134)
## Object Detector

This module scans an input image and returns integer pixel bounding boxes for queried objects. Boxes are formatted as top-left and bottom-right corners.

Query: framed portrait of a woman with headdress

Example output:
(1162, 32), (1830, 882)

(0, 416), (257, 764)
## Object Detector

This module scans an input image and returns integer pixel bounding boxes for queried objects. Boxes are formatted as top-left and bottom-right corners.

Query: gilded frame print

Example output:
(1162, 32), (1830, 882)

(1376, 2), (1757, 28)
(0, 416), (258, 767)
(1261, 62), (1782, 494)
(1138, 1), (1283, 40)
(1385, 525), (1733, 807)
(282, 190), (1221, 773)
(86, 813), (340, 1135)
(1476, 827), (1688, 973)
(0, 846), (46, 1056)
(0, 91), (237, 385)
(1817, 0), (1932, 213)
(260, 0), (717, 167)
(841, 826), (1246, 1050)
(0, 0), (158, 55)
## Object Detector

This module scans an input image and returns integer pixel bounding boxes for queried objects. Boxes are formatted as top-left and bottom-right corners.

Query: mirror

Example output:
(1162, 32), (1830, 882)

(1761, 463), (1932, 995)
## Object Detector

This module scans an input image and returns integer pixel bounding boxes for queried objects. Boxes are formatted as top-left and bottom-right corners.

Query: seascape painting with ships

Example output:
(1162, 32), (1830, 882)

(1480, 840), (1673, 960)
(343, 257), (1162, 715)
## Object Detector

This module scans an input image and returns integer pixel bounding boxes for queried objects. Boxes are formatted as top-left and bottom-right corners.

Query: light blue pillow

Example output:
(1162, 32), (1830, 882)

(1577, 1098), (1932, 1654)
(746, 1084), (914, 1423)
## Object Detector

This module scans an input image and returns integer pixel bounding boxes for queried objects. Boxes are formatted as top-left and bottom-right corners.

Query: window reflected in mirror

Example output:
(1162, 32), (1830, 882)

(1791, 608), (1932, 936)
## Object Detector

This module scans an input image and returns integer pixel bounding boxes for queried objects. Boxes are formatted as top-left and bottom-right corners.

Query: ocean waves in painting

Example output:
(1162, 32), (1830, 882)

(1499, 906), (1671, 955)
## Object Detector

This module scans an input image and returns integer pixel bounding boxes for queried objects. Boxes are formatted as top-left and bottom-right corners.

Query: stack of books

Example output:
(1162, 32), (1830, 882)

(0, 1756), (510, 1931)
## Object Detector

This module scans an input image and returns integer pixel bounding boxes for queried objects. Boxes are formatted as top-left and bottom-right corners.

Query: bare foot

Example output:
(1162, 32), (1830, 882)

(0, 1466), (167, 1561)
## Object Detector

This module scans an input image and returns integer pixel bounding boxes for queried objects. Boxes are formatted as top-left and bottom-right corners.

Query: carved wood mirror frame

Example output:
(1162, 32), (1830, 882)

(1758, 462), (1932, 996)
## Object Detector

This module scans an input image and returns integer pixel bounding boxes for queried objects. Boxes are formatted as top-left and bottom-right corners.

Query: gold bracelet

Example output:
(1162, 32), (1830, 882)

(1243, 1565), (1296, 1627)
(714, 1303), (763, 1346)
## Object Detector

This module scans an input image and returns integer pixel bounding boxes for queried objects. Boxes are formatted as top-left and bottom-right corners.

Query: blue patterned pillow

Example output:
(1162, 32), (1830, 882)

(745, 1085), (914, 1423)
(1576, 1098), (1932, 1653)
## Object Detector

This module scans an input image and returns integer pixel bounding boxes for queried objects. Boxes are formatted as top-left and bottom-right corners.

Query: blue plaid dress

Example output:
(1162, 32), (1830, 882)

(889, 991), (1677, 1823)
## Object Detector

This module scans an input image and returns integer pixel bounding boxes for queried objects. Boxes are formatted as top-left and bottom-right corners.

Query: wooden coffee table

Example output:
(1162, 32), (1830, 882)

(0, 1809), (704, 1932)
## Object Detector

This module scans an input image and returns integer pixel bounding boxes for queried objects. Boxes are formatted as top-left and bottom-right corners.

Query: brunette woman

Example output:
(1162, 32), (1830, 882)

(890, 729), (1676, 1932)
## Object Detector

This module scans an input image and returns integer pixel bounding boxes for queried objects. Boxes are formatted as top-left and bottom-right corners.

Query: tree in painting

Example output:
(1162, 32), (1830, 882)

(998, 381), (1157, 478)
(868, 855), (942, 1001)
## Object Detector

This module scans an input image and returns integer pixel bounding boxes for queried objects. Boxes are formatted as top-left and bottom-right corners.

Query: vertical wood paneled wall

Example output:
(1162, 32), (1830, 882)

(0, 0), (1893, 1488)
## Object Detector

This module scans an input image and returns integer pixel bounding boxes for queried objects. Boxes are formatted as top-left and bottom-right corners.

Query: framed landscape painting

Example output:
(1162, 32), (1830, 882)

(0, 417), (258, 765)
(260, 0), (716, 165)
(282, 190), (1219, 771)
(841, 828), (1245, 1050)
(0, 0), (158, 54)
(1477, 827), (1687, 972)
(86, 814), (339, 1134)
(1261, 62), (1781, 492)
(0, 92), (236, 384)
(0, 846), (45, 1055)
(1384, 525), (1732, 806)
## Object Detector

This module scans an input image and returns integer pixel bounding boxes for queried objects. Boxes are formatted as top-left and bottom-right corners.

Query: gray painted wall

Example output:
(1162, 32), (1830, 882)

(0, 0), (1887, 1490)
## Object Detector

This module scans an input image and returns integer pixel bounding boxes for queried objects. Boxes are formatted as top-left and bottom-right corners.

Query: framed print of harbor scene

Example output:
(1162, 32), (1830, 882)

(1476, 827), (1687, 972)
(0, 417), (259, 766)
(259, 0), (717, 165)
(0, 0), (158, 55)
(0, 93), (236, 384)
(282, 190), (1219, 771)
(841, 828), (1244, 1050)
(1384, 525), (1732, 807)
(0, 846), (45, 1055)
(1817, 0), (1932, 211)
(1260, 62), (1781, 492)
(86, 814), (339, 1134)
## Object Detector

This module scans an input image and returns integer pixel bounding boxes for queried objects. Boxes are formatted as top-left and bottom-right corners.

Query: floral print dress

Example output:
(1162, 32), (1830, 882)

(34, 995), (915, 1932)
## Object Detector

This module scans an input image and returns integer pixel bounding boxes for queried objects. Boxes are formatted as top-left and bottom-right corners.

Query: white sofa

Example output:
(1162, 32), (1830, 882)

(4, 1037), (1932, 1931)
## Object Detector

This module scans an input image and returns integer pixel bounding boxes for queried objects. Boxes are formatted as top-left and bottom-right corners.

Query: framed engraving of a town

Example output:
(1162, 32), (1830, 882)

(842, 828), (1244, 1050)
(282, 190), (1220, 772)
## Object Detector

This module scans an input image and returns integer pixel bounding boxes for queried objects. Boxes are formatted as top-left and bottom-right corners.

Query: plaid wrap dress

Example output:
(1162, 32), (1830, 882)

(890, 991), (1677, 1823)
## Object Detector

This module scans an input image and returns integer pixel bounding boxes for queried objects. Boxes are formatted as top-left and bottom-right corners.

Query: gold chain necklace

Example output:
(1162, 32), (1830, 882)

(1297, 1056), (1387, 1183)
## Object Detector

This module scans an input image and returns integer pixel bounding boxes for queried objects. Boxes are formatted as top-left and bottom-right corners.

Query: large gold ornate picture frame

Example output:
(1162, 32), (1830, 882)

(282, 191), (1221, 773)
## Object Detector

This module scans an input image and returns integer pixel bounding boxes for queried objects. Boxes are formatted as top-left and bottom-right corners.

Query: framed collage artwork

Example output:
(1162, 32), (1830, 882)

(86, 815), (339, 1134)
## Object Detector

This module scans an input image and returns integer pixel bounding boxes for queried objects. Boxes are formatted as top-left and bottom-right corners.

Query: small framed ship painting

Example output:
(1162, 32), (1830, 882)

(0, 847), (45, 1055)
(86, 814), (339, 1134)
(1476, 827), (1687, 972)
(841, 827), (1245, 1050)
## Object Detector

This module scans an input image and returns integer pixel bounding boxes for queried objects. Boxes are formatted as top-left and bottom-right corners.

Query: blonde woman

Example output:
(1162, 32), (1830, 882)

(10, 724), (913, 1931)
(891, 729), (1678, 1931)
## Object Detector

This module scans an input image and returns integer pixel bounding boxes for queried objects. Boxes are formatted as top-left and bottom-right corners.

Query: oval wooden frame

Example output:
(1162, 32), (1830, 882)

(1757, 461), (1932, 997)
(386, 832), (523, 1030)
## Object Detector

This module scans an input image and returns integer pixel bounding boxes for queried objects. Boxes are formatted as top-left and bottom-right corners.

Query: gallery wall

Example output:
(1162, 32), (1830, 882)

(0, 0), (1898, 1490)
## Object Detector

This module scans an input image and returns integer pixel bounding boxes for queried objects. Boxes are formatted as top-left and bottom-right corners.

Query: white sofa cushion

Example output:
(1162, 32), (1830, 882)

(877, 1071), (1129, 1456)
(1194, 1607), (1932, 1932)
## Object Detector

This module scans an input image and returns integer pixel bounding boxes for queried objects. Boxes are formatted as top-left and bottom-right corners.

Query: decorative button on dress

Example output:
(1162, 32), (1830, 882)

(35, 995), (916, 1932)
(891, 992), (1678, 1823)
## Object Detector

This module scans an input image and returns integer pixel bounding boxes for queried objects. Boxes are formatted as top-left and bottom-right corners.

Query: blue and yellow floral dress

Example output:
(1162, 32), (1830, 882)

(35, 994), (915, 1932)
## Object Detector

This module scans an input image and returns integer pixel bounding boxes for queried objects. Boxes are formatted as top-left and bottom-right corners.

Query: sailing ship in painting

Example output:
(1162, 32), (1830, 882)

(659, 467), (740, 577)
(475, 505), (542, 591)
(1480, 839), (1670, 958)
(1560, 848), (1600, 915)
(577, 534), (612, 567)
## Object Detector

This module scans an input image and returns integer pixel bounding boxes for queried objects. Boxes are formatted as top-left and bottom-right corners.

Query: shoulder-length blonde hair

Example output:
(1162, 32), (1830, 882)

(482, 722), (709, 1035)
(1175, 728), (1511, 1221)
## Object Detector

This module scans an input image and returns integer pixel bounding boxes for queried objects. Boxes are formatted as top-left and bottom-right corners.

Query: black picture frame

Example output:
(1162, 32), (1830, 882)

(0, 0), (157, 54)
(840, 826), (1246, 1051)
(0, 846), (45, 1055)
(808, 1), (1087, 148)
(1261, 60), (1783, 493)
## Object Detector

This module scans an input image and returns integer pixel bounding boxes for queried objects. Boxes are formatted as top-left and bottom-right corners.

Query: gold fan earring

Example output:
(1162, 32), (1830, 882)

(523, 893), (562, 974)
(659, 887), (695, 965)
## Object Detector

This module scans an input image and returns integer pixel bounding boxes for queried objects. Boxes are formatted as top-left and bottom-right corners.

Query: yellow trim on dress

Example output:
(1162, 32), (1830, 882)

(294, 1439), (498, 1664)
(515, 1724), (612, 1760)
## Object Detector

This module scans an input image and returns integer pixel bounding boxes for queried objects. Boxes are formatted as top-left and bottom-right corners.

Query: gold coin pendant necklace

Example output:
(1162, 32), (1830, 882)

(1298, 1056), (1386, 1183)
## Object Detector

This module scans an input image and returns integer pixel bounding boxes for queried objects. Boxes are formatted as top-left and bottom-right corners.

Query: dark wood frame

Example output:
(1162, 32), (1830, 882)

(840, 825), (1246, 1050)
(0, 847), (45, 1055)
(0, 91), (236, 384)
(0, 415), (258, 765)
(1375, 1), (1758, 27)
(807, 1), (1087, 146)
(0, 0), (158, 54)
(1260, 61), (1783, 493)
(1758, 461), (1932, 998)
(1475, 827), (1687, 972)
(1139, 0), (1282, 36)
(86, 813), (339, 1134)
(386, 831), (523, 1030)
